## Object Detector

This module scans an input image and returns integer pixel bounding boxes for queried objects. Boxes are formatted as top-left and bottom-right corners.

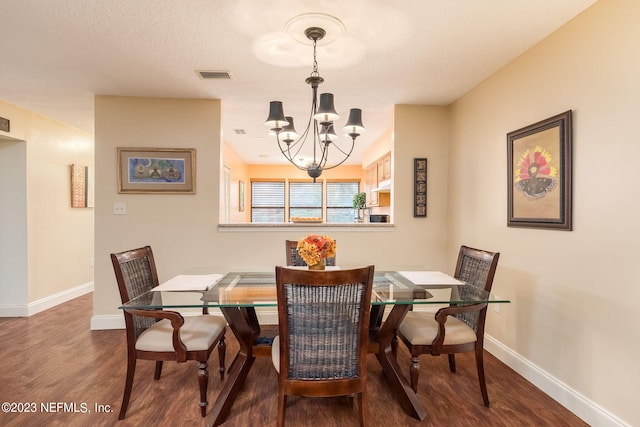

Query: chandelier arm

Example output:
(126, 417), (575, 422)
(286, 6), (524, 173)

(282, 119), (311, 154)
(318, 137), (357, 170)
(313, 120), (321, 165)
(287, 81), (318, 148)
(275, 138), (305, 170)
(276, 132), (309, 170)
(326, 137), (355, 158)
(316, 138), (330, 169)
(275, 103), (316, 169)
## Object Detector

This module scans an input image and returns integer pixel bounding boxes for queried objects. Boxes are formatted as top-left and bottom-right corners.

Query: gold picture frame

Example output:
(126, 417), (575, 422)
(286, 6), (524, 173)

(507, 111), (572, 230)
(239, 180), (245, 212)
(117, 147), (196, 194)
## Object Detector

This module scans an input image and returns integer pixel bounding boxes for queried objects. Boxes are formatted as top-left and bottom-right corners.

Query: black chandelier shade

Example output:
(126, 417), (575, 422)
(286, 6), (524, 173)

(265, 101), (288, 132)
(315, 93), (339, 124)
(264, 26), (365, 181)
(344, 108), (365, 138)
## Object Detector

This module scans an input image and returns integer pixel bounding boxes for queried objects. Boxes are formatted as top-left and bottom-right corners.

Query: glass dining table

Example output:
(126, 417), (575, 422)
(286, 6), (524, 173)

(121, 269), (509, 426)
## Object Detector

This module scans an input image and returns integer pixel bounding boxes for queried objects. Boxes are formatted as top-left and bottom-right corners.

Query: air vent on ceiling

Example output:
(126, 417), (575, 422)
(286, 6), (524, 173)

(197, 70), (232, 79)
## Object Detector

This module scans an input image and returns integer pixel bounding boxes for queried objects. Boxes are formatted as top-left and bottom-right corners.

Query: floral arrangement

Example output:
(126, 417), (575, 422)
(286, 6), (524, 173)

(296, 235), (336, 267)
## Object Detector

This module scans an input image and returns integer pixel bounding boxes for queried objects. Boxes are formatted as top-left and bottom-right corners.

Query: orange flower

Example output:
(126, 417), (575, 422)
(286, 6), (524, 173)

(296, 235), (336, 266)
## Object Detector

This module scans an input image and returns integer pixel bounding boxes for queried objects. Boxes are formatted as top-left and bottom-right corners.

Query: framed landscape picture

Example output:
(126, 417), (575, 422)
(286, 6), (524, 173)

(117, 147), (196, 194)
(507, 111), (572, 230)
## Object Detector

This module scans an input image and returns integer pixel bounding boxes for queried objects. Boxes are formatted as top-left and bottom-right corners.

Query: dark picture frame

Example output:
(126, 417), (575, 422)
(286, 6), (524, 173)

(507, 110), (572, 230)
(414, 158), (427, 217)
(117, 147), (196, 194)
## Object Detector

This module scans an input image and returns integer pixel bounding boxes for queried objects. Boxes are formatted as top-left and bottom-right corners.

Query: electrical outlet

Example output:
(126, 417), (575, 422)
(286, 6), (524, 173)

(493, 295), (502, 314)
(113, 202), (127, 215)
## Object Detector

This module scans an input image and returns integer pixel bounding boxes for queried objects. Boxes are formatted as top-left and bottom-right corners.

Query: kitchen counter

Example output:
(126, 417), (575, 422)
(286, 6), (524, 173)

(218, 222), (394, 232)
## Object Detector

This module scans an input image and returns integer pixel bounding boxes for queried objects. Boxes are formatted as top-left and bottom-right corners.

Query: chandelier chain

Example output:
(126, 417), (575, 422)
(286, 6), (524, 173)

(311, 38), (319, 78)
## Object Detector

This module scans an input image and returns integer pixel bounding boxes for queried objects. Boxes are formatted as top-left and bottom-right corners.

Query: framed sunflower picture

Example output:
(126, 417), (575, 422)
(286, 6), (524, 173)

(507, 110), (572, 230)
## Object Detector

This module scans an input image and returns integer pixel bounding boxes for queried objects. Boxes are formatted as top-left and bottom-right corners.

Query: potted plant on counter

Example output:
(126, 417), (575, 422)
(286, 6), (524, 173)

(353, 192), (367, 223)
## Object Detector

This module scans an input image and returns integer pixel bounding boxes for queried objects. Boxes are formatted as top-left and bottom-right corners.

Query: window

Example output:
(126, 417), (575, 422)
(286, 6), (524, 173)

(251, 181), (285, 222)
(289, 182), (322, 219)
(326, 181), (359, 223)
(250, 179), (359, 223)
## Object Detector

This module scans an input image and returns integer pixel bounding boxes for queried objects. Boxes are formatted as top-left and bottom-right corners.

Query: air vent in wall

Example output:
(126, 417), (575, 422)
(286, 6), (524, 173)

(197, 70), (232, 79)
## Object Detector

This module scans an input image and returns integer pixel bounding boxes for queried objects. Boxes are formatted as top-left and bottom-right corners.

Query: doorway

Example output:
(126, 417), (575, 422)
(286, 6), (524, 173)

(0, 137), (28, 316)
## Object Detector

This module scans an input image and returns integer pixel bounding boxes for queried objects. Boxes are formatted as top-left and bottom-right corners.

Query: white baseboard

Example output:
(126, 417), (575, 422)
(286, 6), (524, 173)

(485, 335), (629, 427)
(0, 304), (29, 317)
(90, 314), (125, 330)
(0, 281), (94, 317)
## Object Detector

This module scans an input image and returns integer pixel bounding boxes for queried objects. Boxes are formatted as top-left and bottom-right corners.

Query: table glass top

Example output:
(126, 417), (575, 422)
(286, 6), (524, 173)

(121, 270), (509, 310)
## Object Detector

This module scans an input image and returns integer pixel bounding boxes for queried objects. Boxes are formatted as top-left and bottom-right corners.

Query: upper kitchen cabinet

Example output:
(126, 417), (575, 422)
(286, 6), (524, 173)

(378, 153), (391, 182)
(366, 163), (378, 206)
(366, 152), (391, 207)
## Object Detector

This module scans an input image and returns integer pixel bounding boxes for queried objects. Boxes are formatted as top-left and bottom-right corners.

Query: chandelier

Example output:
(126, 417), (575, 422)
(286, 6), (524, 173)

(265, 26), (365, 181)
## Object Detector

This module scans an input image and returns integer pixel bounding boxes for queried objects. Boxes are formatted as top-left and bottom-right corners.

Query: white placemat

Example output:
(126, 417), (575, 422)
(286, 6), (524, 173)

(154, 274), (223, 291)
(399, 271), (464, 286)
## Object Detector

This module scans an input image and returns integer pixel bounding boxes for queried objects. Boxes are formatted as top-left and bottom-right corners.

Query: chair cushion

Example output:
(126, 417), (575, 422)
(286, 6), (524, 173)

(271, 335), (280, 373)
(398, 311), (477, 346)
(136, 315), (226, 352)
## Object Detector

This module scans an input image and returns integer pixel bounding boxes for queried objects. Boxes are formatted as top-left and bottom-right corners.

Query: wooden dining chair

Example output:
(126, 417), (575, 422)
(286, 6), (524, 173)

(396, 245), (500, 406)
(272, 266), (375, 426)
(111, 245), (226, 419)
(285, 239), (336, 266)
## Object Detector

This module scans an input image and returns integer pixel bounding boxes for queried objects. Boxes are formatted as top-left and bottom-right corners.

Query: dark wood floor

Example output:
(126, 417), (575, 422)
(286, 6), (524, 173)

(0, 294), (588, 426)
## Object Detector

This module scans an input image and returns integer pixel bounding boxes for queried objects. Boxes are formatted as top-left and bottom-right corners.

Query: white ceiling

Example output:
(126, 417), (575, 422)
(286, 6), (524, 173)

(0, 0), (597, 165)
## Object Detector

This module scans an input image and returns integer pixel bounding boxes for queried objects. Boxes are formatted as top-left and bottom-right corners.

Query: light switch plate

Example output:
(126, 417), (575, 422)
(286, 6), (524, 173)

(493, 295), (502, 314)
(113, 202), (127, 215)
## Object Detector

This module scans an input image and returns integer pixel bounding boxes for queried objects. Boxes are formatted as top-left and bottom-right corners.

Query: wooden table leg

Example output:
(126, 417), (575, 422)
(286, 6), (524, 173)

(369, 304), (385, 332)
(210, 306), (259, 427)
(374, 304), (427, 421)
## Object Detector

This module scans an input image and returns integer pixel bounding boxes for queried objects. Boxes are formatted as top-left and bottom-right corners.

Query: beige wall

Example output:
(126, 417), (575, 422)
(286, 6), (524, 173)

(449, 0), (639, 424)
(394, 105), (450, 269)
(94, 96), (223, 317)
(0, 99), (94, 310)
